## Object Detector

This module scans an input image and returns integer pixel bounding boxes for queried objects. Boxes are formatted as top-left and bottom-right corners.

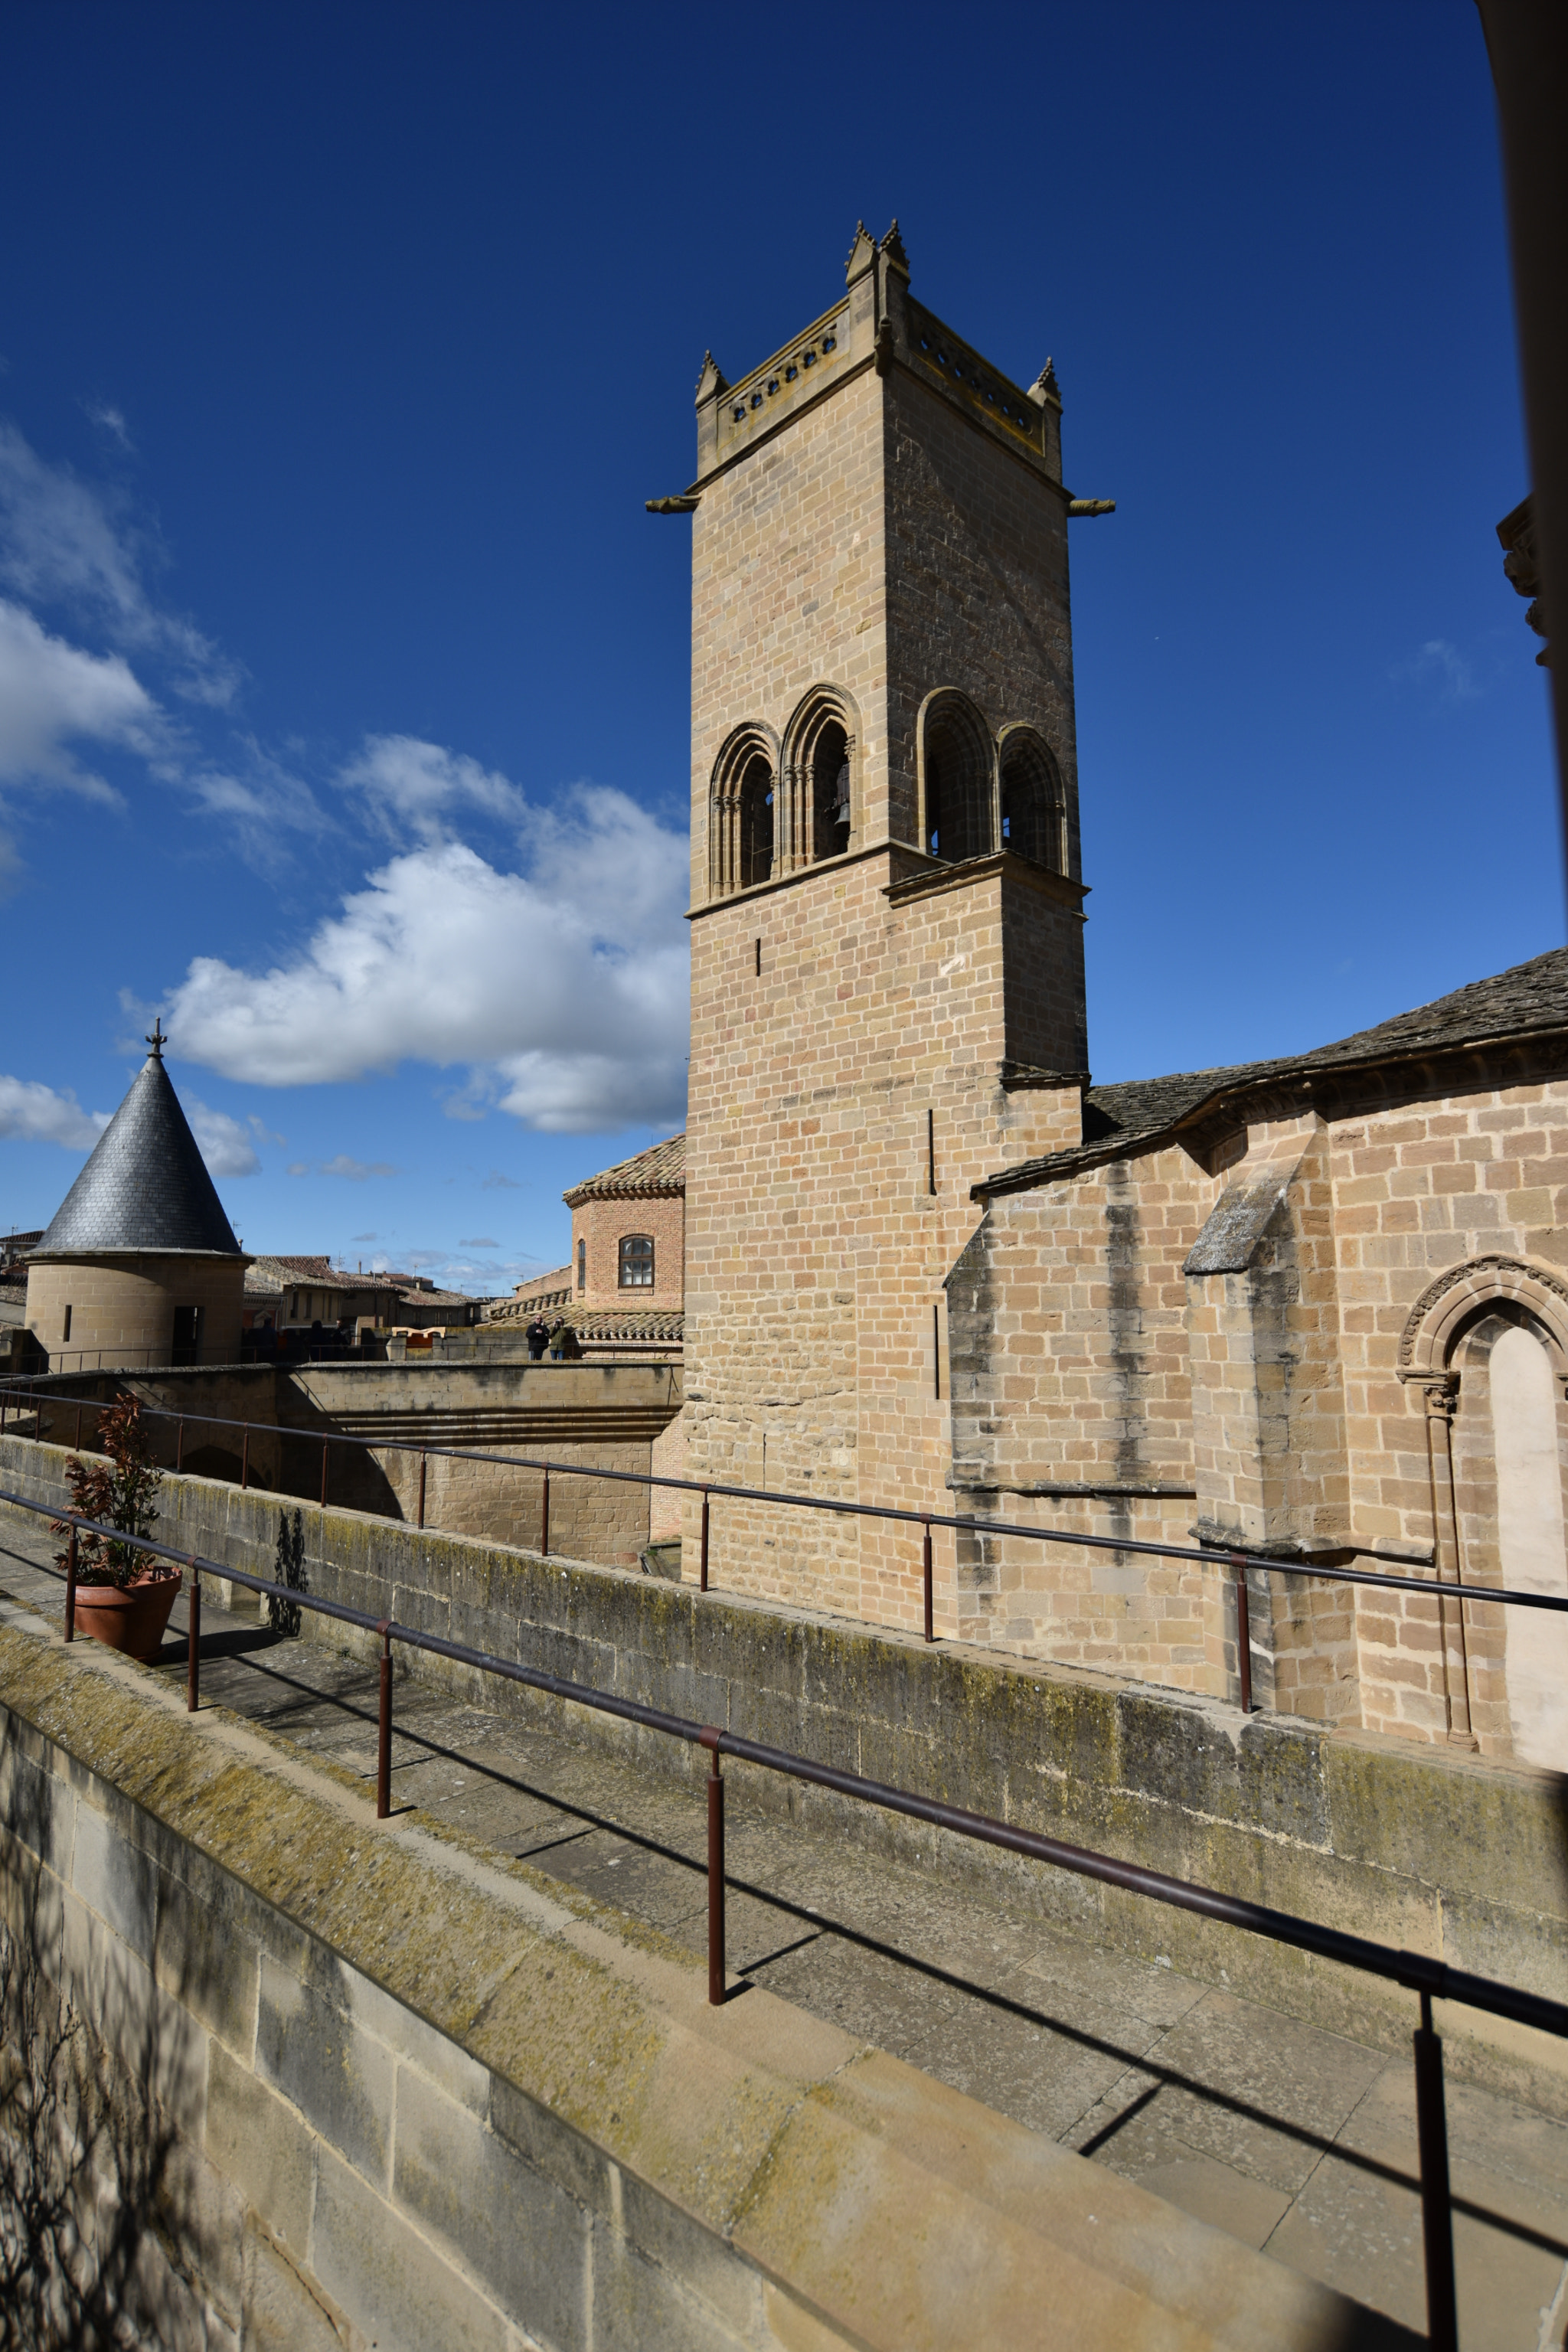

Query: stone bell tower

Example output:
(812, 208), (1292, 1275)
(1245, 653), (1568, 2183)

(662, 221), (1099, 1628)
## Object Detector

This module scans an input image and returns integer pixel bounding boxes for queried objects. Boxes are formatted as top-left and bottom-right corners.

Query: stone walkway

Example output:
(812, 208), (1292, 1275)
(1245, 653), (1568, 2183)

(4, 1521), (1566, 2351)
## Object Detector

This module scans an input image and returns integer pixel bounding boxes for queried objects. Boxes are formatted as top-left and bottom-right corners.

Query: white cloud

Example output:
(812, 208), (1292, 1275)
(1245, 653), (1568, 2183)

(164, 760), (691, 1134)
(179, 737), (330, 867)
(0, 420), (238, 706)
(0, 1075), (109, 1150)
(1393, 638), (1480, 704)
(284, 1155), (399, 1179)
(82, 400), (133, 452)
(343, 734), (525, 844)
(322, 1155), (399, 1180)
(187, 1099), (260, 1177)
(0, 597), (156, 799)
(459, 1236), (499, 1250)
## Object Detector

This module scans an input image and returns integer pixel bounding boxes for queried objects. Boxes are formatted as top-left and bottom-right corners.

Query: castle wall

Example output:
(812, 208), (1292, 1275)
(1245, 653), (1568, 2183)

(24, 1255), (243, 1372)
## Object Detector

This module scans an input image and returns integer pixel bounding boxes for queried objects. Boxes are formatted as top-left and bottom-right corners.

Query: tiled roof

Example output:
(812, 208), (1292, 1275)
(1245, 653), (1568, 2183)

(978, 945), (1568, 1200)
(564, 1132), (685, 1205)
(492, 1268), (573, 1319)
(33, 1052), (243, 1257)
(567, 1308), (684, 1342)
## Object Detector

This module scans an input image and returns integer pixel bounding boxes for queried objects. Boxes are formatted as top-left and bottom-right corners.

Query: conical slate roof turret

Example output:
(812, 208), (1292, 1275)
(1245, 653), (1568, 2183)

(32, 1024), (243, 1259)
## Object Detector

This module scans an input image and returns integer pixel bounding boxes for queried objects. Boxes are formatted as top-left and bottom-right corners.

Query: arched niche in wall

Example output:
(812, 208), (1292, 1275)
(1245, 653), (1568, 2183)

(780, 685), (861, 872)
(709, 724), (779, 898)
(996, 723), (1067, 874)
(916, 688), (994, 865)
(1400, 1254), (1568, 1769)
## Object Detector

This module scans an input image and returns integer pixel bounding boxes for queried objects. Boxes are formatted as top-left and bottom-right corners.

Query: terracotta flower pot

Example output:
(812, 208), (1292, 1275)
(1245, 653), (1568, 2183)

(74, 1570), (181, 1662)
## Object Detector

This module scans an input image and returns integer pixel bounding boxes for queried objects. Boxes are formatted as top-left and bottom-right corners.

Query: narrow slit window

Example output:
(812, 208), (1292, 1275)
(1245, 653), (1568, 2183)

(619, 1234), (655, 1289)
(61, 1304), (72, 1343)
(577, 1240), (586, 1292)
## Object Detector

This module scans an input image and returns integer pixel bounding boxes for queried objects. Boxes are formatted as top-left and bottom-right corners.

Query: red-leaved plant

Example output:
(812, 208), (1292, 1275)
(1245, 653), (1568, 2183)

(51, 1393), (168, 1589)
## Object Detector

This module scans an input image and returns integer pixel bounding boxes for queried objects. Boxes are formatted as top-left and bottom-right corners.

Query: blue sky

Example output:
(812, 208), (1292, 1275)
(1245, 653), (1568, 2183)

(0, 1), (1557, 1291)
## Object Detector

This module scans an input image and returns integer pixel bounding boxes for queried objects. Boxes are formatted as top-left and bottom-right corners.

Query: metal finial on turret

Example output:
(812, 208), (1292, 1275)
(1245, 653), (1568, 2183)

(145, 1018), (167, 1060)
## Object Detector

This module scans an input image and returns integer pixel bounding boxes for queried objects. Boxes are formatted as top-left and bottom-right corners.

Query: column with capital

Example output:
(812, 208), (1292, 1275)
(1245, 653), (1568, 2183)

(1418, 1376), (1478, 1749)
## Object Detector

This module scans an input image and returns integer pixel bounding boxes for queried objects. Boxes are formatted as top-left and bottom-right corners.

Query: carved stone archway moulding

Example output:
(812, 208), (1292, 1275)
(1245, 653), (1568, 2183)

(1397, 1253), (1568, 1393)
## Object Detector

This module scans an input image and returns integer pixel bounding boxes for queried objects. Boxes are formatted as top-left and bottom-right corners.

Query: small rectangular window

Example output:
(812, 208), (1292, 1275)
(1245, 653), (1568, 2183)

(577, 1239), (586, 1292)
(61, 1305), (72, 1343)
(619, 1234), (655, 1289)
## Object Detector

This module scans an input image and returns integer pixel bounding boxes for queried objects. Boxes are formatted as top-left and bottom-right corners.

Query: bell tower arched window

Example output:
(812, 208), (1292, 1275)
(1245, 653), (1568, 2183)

(740, 755), (773, 888)
(812, 720), (851, 862)
(779, 686), (861, 874)
(709, 725), (779, 899)
(920, 691), (993, 864)
(998, 727), (1066, 872)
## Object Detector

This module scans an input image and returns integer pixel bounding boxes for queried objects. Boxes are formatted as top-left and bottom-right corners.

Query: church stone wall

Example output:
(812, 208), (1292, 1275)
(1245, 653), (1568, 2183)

(947, 1142), (1214, 1688)
(1327, 1073), (1568, 1754)
(948, 1068), (1568, 1760)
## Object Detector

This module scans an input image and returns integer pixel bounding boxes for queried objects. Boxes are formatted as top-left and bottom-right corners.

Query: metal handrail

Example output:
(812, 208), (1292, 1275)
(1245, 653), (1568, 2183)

(3, 1478), (1554, 2352)
(2, 1377), (1563, 1720)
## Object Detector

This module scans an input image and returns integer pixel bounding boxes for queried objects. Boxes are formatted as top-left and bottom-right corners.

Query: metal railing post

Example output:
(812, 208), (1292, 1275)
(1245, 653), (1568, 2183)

(1414, 1990), (1459, 2352)
(1235, 1559), (1254, 1713)
(74, 1403), (83, 1450)
(64, 1524), (77, 1643)
(377, 1622), (393, 1819)
(176, 1416), (185, 1472)
(923, 1519), (934, 1643)
(240, 1424), (249, 1491)
(541, 1466), (550, 1556)
(701, 1728), (726, 2004)
(187, 1563), (200, 1713)
(700, 1489), (710, 1591)
(321, 1441), (329, 1509)
(416, 1450), (426, 1530)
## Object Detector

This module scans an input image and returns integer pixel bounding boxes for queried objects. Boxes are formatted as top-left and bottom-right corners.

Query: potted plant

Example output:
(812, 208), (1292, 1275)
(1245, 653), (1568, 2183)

(52, 1393), (180, 1661)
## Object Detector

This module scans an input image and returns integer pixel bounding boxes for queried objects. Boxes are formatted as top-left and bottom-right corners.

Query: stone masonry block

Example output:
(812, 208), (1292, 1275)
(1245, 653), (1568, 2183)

(311, 2143), (513, 2352)
(256, 1950), (394, 2190)
(392, 2063), (590, 2350)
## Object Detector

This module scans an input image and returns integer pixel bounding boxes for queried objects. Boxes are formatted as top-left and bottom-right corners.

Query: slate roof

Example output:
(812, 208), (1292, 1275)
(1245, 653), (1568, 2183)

(978, 945), (1568, 1200)
(563, 1132), (685, 1205)
(32, 1051), (243, 1257)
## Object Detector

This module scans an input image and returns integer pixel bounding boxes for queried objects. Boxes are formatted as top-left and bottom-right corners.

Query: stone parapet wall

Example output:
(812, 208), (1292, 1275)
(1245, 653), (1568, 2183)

(2, 1439), (1563, 2109)
(0, 1600), (1368, 2351)
(15, 1360), (683, 1567)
